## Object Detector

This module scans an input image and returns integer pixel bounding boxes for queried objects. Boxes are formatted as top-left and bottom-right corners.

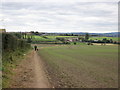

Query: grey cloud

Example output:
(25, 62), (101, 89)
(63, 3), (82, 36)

(1, 1), (118, 32)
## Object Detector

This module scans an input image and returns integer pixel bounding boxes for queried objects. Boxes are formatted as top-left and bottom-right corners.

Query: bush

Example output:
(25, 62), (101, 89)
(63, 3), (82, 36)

(27, 38), (32, 43)
(74, 42), (76, 45)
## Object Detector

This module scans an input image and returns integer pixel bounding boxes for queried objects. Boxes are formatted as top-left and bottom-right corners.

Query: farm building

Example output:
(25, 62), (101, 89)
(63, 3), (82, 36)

(72, 38), (79, 42)
(65, 38), (79, 42)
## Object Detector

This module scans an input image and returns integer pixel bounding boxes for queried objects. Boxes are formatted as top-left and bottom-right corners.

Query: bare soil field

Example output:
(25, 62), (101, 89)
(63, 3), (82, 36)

(38, 45), (118, 88)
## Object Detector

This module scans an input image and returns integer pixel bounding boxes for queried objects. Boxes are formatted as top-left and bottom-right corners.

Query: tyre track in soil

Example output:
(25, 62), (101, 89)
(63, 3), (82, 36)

(10, 50), (51, 88)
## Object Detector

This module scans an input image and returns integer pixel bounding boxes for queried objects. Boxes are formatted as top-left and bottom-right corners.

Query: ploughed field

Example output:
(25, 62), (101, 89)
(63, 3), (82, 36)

(38, 45), (118, 88)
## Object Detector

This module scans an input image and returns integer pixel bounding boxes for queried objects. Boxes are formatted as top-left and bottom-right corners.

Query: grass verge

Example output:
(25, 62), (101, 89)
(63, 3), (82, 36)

(2, 49), (31, 88)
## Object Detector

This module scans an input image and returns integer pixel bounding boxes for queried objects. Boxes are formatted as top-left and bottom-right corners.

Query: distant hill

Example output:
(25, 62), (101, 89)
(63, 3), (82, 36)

(49, 32), (120, 37)
(77, 32), (120, 37)
(101, 32), (120, 37)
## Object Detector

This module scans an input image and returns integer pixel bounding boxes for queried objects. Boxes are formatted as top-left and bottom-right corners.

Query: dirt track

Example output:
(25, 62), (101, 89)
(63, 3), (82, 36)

(10, 51), (51, 88)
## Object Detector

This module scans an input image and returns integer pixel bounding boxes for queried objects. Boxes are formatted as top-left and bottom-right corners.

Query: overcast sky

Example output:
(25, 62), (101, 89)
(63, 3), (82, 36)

(0, 0), (119, 33)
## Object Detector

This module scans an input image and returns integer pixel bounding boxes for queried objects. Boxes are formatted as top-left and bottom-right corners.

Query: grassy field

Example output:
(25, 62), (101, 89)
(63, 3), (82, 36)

(33, 36), (56, 42)
(31, 35), (119, 43)
(33, 35), (78, 41)
(31, 35), (79, 44)
(89, 37), (119, 41)
(34, 35), (77, 38)
(38, 44), (118, 88)
(33, 35), (119, 41)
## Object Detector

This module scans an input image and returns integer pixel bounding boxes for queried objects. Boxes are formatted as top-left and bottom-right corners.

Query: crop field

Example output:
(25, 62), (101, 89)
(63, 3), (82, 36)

(33, 35), (78, 41)
(31, 35), (80, 44)
(33, 36), (56, 42)
(89, 37), (119, 41)
(38, 45), (118, 88)
(32, 35), (119, 43)
(34, 35), (77, 38)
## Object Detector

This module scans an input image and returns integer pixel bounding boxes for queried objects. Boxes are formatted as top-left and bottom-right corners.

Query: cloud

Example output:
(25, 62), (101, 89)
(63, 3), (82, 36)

(2, 0), (120, 3)
(0, 1), (118, 33)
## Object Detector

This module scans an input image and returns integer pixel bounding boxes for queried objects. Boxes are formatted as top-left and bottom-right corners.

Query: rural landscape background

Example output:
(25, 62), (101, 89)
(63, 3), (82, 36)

(1, 29), (119, 88)
(0, 0), (119, 89)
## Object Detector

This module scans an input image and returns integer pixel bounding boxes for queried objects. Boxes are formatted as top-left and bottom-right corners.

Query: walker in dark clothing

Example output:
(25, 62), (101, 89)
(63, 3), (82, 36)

(34, 45), (37, 51)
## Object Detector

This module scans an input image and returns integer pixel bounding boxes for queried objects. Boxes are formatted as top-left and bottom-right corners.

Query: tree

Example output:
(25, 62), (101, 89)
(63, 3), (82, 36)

(27, 37), (32, 43)
(74, 42), (76, 45)
(30, 31), (34, 34)
(24, 33), (27, 39)
(81, 38), (85, 42)
(110, 39), (113, 43)
(14, 33), (22, 39)
(102, 38), (107, 45)
(85, 33), (89, 41)
(35, 31), (39, 35)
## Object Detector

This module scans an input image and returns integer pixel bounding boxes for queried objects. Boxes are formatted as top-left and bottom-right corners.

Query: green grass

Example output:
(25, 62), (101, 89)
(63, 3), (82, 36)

(89, 37), (119, 41)
(32, 35), (119, 43)
(47, 36), (78, 39)
(70, 42), (86, 45)
(31, 35), (79, 44)
(33, 36), (56, 42)
(2, 49), (31, 88)
(33, 35), (78, 42)
(39, 45), (118, 88)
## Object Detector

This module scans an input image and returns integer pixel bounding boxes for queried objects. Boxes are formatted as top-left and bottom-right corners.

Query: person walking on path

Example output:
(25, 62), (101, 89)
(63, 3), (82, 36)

(34, 45), (38, 51)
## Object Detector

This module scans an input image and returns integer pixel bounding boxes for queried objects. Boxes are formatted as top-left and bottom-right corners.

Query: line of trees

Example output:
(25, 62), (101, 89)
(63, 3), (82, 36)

(2, 33), (31, 63)
(2, 33), (31, 51)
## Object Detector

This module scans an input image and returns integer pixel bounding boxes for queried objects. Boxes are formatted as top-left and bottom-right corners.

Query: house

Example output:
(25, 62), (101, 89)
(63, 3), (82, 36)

(72, 38), (79, 42)
(93, 40), (99, 42)
(66, 38), (79, 42)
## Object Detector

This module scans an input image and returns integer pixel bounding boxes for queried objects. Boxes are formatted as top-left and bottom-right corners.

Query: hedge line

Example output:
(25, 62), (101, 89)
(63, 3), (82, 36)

(2, 33), (31, 63)
(2, 33), (31, 52)
(2, 33), (31, 88)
